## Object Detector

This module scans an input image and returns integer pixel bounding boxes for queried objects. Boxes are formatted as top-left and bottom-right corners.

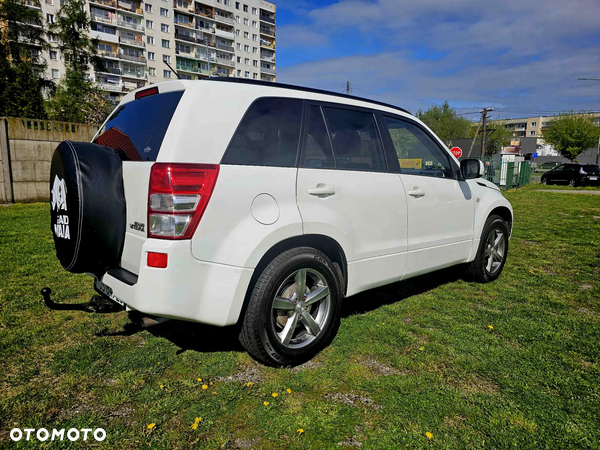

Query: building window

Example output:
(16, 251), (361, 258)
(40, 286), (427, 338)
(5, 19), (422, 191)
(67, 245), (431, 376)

(161, 23), (169, 33)
(50, 51), (57, 60)
(51, 69), (59, 78)
(145, 4), (152, 13)
(45, 0), (52, 4)
(149, 67), (156, 76)
(235, 2), (239, 9)
(237, 69), (241, 76)
(146, 20), (153, 29)
(531, 122), (536, 127)
(164, 70), (172, 78)
(146, 36), (153, 45)
(243, 18), (248, 26)
(163, 55), (171, 63)
(530, 131), (535, 136)
(252, 7), (257, 15)
(49, 34), (57, 42)
(252, 34), (257, 41)
(244, 45), (249, 52)
(162, 39), (170, 48)
(236, 56), (241, 63)
(46, 13), (54, 23)
(160, 8), (168, 17)
(244, 31), (248, 39)
(243, 4), (248, 12)
(252, 47), (257, 54)
(252, 21), (257, 28)
(253, 59), (257, 67)
(236, 43), (241, 50)
(244, 58), (249, 65)
(148, 52), (155, 60)
(244, 70), (249, 77)
(253, 72), (258, 79)
(236, 15), (240, 23)
(235, 29), (240, 37)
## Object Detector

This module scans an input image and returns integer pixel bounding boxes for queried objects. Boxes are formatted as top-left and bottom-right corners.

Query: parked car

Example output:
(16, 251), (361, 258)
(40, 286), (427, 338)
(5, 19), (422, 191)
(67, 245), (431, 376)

(541, 163), (600, 187)
(48, 79), (513, 367)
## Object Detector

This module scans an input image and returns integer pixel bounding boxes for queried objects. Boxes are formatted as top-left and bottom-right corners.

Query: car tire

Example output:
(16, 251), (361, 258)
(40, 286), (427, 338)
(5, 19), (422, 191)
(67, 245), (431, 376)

(541, 177), (547, 185)
(569, 179), (577, 187)
(239, 247), (342, 367)
(465, 215), (509, 283)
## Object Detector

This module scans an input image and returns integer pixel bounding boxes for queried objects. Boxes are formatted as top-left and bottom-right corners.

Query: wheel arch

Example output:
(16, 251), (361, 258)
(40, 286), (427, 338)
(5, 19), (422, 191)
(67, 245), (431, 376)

(489, 206), (513, 236)
(238, 234), (349, 320)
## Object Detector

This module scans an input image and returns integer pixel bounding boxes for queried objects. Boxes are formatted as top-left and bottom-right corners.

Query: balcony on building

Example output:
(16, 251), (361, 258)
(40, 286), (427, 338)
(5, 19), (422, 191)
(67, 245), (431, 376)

(176, 57), (199, 74)
(91, 9), (115, 25)
(91, 24), (119, 43)
(173, 0), (194, 13)
(90, 0), (117, 9)
(22, 0), (41, 9)
(122, 80), (144, 92)
(195, 4), (214, 19)
(211, 67), (232, 77)
(121, 66), (146, 80)
(260, 49), (275, 63)
(95, 64), (122, 76)
(261, 75), (274, 82)
(215, 53), (234, 67)
(215, 41), (234, 53)
(259, 10), (275, 25)
(259, 26), (275, 37)
(174, 13), (194, 28)
(260, 38), (275, 49)
(117, 0), (143, 16)
(214, 9), (235, 26)
(260, 65), (275, 75)
(117, 16), (144, 31)
(174, 29), (196, 43)
(119, 51), (146, 64)
(215, 25), (234, 40)
(119, 35), (145, 48)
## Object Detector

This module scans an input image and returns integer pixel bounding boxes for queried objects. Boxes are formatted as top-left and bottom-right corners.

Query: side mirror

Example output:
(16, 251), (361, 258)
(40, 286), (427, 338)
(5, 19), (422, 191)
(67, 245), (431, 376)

(460, 158), (485, 179)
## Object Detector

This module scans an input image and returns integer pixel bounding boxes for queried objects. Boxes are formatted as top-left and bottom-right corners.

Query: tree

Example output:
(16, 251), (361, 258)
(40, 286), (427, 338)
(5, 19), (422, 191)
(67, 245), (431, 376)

(542, 112), (600, 161)
(0, 0), (48, 118)
(46, 0), (112, 123)
(416, 101), (472, 143)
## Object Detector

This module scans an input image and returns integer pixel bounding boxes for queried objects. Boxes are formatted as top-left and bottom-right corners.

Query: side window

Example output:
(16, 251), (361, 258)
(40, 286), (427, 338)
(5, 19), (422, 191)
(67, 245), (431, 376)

(302, 105), (335, 168)
(222, 98), (302, 167)
(323, 107), (386, 172)
(553, 165), (565, 172)
(384, 116), (453, 178)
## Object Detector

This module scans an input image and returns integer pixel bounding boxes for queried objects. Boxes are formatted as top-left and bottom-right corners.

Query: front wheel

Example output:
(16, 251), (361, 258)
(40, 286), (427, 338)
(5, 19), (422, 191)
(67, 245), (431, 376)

(541, 177), (548, 185)
(465, 215), (509, 283)
(239, 247), (342, 367)
(569, 179), (577, 187)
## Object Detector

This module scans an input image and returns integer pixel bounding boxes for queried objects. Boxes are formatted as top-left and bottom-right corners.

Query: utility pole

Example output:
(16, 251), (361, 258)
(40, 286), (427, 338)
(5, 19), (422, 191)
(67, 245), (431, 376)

(346, 80), (350, 95)
(480, 108), (494, 157)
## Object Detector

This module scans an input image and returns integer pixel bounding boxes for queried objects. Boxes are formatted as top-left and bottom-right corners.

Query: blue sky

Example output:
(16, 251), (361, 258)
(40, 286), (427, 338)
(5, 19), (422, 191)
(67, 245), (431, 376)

(272, 0), (600, 120)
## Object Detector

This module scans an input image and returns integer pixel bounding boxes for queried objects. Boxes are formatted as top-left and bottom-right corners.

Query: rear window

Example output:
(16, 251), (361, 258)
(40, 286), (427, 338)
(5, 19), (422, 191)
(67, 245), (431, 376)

(583, 165), (600, 174)
(95, 91), (184, 161)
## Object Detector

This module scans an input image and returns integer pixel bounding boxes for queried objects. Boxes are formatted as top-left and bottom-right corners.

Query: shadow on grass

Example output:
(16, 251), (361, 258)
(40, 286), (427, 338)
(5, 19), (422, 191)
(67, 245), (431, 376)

(96, 266), (464, 355)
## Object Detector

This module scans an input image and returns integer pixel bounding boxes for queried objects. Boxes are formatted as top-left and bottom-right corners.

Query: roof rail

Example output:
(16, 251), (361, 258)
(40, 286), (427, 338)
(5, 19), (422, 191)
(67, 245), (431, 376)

(206, 77), (411, 115)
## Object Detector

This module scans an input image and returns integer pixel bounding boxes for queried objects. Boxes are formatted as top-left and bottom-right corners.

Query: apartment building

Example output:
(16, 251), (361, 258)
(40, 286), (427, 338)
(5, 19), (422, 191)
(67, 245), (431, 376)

(503, 112), (600, 138)
(18, 0), (276, 103)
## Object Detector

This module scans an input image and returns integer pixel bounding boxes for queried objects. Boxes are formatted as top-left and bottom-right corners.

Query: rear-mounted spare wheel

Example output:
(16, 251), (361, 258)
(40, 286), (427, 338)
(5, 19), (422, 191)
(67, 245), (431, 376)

(49, 141), (126, 278)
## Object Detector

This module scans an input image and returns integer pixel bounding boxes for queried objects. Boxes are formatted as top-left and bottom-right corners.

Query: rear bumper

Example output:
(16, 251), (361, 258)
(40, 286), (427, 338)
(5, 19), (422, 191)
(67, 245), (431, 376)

(100, 239), (253, 326)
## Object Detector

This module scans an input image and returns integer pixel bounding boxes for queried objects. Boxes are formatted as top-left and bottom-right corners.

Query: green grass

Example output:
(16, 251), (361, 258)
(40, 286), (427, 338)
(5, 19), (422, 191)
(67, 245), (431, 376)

(1, 189), (599, 449)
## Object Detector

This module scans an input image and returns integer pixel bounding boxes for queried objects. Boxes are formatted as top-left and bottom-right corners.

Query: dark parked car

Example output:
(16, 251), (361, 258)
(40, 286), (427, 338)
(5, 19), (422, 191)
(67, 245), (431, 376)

(541, 163), (600, 187)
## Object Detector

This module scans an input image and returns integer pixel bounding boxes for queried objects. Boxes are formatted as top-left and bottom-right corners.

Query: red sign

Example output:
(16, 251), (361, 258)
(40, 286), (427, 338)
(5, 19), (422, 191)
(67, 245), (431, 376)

(450, 147), (462, 158)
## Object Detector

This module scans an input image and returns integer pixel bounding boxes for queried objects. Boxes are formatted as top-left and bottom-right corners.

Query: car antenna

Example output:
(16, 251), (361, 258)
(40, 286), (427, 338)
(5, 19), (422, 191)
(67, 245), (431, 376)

(163, 60), (181, 80)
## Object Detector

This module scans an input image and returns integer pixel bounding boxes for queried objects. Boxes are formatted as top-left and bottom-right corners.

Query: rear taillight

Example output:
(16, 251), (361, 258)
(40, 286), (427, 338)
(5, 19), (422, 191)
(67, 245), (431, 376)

(148, 163), (219, 239)
(580, 167), (586, 175)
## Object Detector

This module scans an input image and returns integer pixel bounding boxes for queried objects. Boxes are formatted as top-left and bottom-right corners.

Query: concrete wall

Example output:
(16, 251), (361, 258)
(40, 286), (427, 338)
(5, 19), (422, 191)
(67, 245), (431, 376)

(0, 117), (99, 203)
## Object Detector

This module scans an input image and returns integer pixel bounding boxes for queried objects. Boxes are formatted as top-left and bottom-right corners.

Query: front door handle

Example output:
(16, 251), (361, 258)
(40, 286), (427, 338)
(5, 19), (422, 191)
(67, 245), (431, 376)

(308, 184), (336, 198)
(408, 187), (425, 198)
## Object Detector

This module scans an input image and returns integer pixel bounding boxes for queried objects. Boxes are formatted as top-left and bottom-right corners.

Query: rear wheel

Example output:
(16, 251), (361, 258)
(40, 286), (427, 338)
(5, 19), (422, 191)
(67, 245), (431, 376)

(239, 247), (342, 367)
(465, 215), (509, 283)
(569, 179), (577, 187)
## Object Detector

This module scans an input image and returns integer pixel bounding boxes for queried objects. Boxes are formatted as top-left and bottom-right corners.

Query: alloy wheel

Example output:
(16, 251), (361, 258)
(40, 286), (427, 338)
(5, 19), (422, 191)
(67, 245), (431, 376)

(484, 228), (506, 275)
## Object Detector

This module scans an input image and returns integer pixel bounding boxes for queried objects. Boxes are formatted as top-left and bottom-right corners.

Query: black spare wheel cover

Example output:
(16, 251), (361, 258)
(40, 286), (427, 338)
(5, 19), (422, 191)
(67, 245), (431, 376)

(50, 141), (126, 278)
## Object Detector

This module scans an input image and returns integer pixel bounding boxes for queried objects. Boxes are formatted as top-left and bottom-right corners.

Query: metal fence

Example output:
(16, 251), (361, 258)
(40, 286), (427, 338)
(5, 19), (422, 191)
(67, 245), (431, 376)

(458, 156), (533, 190)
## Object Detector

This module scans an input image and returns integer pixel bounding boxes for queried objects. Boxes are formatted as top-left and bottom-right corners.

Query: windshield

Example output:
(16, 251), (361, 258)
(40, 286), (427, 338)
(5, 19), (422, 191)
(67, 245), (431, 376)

(95, 91), (184, 161)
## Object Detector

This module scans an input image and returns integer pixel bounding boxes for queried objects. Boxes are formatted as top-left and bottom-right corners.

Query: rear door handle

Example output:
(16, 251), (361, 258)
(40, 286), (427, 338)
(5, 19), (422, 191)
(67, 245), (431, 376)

(408, 187), (425, 198)
(308, 184), (336, 198)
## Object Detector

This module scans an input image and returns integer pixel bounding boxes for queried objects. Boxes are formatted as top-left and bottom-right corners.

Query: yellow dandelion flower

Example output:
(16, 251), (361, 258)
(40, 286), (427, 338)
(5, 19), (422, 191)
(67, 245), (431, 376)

(147, 423), (156, 430)
(157, 362), (160, 365)
(529, 270), (534, 274)
(286, 388), (292, 394)
(191, 417), (202, 430)
(212, 391), (217, 395)
(202, 384), (208, 389)
(263, 401), (269, 406)
(382, 322), (385, 325)
(419, 347), (424, 351)
(488, 325), (494, 329)
(197, 378), (202, 382)
(160, 385), (164, 389)
(247, 382), (253, 387)
(297, 428), (304, 434)
(209, 382), (214, 386)
(272, 392), (278, 397)
(425, 432), (433, 440)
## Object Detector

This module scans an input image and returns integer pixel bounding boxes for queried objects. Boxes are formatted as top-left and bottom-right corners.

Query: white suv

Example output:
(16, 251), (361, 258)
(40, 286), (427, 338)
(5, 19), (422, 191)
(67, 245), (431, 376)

(48, 79), (512, 366)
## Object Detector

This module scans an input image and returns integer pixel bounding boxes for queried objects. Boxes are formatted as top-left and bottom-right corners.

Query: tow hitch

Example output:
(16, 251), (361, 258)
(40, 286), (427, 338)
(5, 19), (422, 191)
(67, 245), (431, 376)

(41, 287), (124, 313)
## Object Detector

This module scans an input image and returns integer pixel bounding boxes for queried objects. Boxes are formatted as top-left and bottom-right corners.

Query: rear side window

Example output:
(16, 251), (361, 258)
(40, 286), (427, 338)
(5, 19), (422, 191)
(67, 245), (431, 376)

(323, 106), (386, 172)
(303, 105), (335, 169)
(222, 97), (303, 167)
(95, 91), (184, 161)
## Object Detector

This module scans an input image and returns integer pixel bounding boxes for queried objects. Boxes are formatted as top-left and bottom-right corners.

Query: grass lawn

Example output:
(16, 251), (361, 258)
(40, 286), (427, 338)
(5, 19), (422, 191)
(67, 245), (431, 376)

(1, 186), (599, 449)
